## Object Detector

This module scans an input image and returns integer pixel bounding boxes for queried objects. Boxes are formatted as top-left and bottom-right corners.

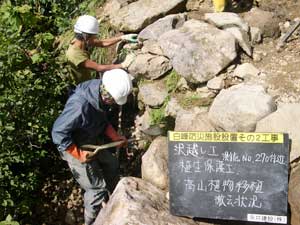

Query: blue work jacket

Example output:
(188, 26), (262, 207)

(52, 79), (108, 152)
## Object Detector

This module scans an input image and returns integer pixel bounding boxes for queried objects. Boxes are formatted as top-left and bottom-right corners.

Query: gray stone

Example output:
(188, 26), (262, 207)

(207, 76), (224, 90)
(197, 86), (217, 98)
(165, 97), (186, 118)
(208, 84), (276, 132)
(224, 26), (252, 56)
(243, 8), (280, 38)
(204, 12), (249, 32)
(233, 63), (260, 79)
(141, 40), (164, 55)
(175, 111), (216, 132)
(94, 177), (208, 225)
(256, 104), (300, 162)
(158, 20), (237, 84)
(138, 81), (168, 107)
(101, 0), (137, 18)
(129, 53), (172, 80)
(142, 136), (168, 190)
(204, 13), (252, 56)
(107, 0), (186, 32)
(139, 13), (187, 41)
(176, 77), (190, 92)
(250, 26), (263, 44)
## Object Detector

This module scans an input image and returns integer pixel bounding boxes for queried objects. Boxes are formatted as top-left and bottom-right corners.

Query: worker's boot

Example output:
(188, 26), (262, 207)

(213, 0), (226, 12)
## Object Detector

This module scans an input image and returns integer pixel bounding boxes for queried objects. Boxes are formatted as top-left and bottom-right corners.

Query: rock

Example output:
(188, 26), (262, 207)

(197, 86), (217, 98)
(141, 40), (164, 55)
(138, 81), (168, 107)
(289, 165), (300, 225)
(224, 26), (252, 56)
(158, 20), (237, 84)
(94, 177), (206, 225)
(175, 111), (216, 132)
(176, 77), (190, 92)
(165, 97), (186, 118)
(101, 0), (137, 18)
(204, 12), (249, 32)
(139, 13), (187, 41)
(186, 0), (204, 11)
(129, 53), (172, 80)
(250, 26), (263, 44)
(204, 13), (251, 56)
(208, 84), (276, 132)
(255, 104), (300, 163)
(233, 63), (260, 79)
(142, 136), (168, 190)
(133, 108), (153, 148)
(242, 8), (281, 38)
(207, 76), (224, 90)
(106, 0), (187, 32)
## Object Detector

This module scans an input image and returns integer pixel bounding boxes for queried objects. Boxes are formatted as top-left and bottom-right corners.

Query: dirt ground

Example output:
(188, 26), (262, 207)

(245, 0), (300, 103)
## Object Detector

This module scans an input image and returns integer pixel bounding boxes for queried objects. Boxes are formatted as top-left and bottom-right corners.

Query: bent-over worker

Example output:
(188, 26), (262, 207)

(51, 69), (133, 225)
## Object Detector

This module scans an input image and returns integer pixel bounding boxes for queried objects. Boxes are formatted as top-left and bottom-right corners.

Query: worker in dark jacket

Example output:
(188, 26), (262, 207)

(51, 69), (133, 225)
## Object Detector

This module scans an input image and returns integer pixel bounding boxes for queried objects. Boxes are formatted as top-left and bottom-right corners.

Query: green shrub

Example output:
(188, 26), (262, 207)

(165, 70), (180, 93)
(0, 0), (104, 221)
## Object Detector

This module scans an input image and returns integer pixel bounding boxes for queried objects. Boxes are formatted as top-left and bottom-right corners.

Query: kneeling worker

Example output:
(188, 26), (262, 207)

(52, 69), (133, 225)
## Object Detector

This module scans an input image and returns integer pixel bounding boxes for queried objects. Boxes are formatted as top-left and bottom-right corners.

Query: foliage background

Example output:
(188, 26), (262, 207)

(0, 0), (106, 223)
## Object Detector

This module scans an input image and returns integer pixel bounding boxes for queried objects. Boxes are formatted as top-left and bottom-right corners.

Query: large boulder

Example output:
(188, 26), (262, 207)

(242, 8), (280, 38)
(105, 0), (187, 32)
(204, 12), (249, 32)
(256, 104), (300, 163)
(158, 19), (237, 84)
(141, 136), (168, 190)
(128, 53), (172, 80)
(138, 13), (187, 41)
(208, 84), (276, 132)
(204, 13), (251, 56)
(94, 177), (210, 225)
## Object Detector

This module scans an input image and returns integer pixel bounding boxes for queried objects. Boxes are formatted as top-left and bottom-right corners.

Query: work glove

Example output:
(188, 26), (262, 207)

(121, 34), (138, 43)
(66, 144), (95, 163)
(121, 53), (135, 69)
(104, 124), (128, 148)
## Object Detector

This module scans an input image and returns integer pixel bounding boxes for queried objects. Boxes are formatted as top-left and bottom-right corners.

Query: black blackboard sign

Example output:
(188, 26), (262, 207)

(168, 131), (289, 224)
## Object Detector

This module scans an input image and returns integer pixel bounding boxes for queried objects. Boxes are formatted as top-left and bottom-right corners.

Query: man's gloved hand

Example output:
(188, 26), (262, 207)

(121, 53), (135, 69)
(104, 124), (128, 148)
(121, 34), (138, 43)
(66, 144), (94, 163)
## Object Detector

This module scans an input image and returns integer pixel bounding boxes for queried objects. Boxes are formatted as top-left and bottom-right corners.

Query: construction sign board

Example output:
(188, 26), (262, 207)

(168, 131), (289, 224)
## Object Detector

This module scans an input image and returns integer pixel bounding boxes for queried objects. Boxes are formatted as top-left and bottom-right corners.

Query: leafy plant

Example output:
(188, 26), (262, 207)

(0, 0), (105, 222)
(165, 70), (180, 93)
(0, 215), (19, 225)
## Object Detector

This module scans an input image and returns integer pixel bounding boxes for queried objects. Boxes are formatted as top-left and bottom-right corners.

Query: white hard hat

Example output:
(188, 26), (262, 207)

(74, 15), (99, 34)
(102, 69), (133, 105)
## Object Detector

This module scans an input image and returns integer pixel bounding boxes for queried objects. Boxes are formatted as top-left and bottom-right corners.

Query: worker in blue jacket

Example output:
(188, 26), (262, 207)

(52, 69), (132, 225)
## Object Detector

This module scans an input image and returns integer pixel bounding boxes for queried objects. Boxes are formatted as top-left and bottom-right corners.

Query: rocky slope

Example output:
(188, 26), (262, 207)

(40, 0), (300, 224)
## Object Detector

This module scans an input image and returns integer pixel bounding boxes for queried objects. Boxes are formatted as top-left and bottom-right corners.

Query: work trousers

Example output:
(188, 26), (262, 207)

(60, 149), (119, 225)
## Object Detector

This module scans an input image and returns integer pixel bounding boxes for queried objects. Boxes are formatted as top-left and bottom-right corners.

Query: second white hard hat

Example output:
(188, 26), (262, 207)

(102, 69), (133, 105)
(74, 15), (99, 34)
